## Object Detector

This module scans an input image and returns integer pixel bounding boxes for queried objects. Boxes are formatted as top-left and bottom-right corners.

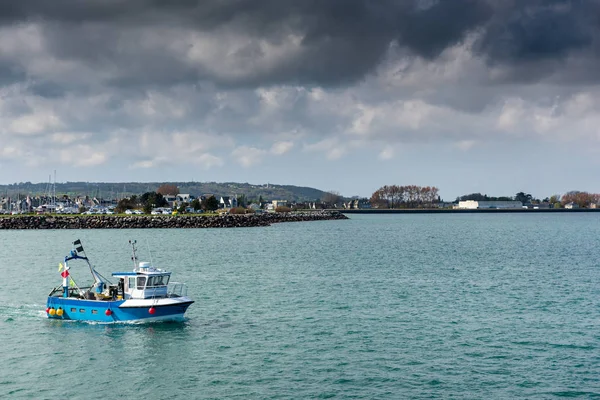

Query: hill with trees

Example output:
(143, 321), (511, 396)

(0, 181), (331, 203)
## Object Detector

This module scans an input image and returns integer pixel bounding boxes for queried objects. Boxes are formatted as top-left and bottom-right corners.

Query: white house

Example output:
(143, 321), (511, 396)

(163, 195), (177, 207)
(272, 200), (288, 209)
(219, 196), (238, 209)
(176, 194), (192, 203)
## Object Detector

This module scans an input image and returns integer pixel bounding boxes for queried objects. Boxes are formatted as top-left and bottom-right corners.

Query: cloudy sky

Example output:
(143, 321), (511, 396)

(1, 0), (599, 200)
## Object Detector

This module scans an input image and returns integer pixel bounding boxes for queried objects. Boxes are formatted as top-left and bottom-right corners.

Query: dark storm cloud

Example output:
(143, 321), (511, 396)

(0, 61), (25, 85)
(2, 0), (600, 90)
(28, 81), (67, 98)
(396, 0), (493, 59)
(479, 0), (597, 62)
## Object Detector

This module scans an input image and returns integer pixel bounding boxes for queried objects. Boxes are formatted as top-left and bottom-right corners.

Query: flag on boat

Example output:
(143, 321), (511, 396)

(58, 262), (63, 272)
(69, 278), (76, 287)
(73, 239), (84, 253)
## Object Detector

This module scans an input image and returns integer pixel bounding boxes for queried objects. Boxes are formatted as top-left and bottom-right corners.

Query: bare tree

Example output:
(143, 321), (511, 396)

(369, 189), (386, 208)
(322, 191), (342, 207)
(371, 184), (439, 208)
(157, 184), (180, 196)
(561, 191), (598, 208)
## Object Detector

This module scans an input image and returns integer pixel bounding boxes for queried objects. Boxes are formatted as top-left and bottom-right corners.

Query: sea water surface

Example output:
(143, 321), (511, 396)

(0, 213), (599, 399)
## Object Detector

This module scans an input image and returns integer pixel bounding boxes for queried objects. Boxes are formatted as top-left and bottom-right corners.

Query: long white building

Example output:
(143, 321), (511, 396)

(457, 200), (523, 209)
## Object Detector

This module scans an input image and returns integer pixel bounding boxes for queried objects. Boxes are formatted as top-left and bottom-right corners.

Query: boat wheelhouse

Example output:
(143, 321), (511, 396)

(46, 239), (193, 323)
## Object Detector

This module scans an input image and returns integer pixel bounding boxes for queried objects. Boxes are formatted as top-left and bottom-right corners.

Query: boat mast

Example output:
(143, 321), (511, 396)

(53, 170), (56, 210)
(73, 239), (102, 285)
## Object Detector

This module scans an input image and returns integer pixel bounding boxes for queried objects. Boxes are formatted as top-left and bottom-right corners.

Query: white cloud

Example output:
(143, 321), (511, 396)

(59, 145), (107, 167)
(184, 31), (305, 83)
(0, 145), (22, 159)
(304, 137), (347, 160)
(131, 152), (223, 170)
(378, 146), (395, 160)
(193, 153), (224, 169)
(270, 141), (294, 155)
(454, 140), (477, 151)
(131, 159), (161, 169)
(134, 130), (234, 167)
(496, 98), (525, 131)
(231, 146), (266, 167)
(9, 112), (63, 135)
(51, 132), (92, 144)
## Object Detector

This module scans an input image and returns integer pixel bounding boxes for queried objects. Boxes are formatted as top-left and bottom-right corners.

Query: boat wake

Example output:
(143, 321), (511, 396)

(0, 303), (48, 321)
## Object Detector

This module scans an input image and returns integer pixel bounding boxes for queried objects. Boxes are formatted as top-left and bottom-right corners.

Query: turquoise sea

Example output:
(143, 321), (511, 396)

(1, 213), (599, 399)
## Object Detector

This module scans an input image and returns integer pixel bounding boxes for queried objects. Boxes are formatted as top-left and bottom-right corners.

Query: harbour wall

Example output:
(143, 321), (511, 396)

(0, 211), (348, 229)
(340, 208), (600, 214)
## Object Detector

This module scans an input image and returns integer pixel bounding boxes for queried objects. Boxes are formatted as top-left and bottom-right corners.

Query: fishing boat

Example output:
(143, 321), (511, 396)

(46, 239), (194, 323)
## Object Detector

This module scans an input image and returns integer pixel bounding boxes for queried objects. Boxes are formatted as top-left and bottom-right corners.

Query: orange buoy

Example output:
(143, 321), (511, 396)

(56, 308), (64, 317)
(105, 309), (112, 316)
(46, 307), (50, 314)
(148, 307), (156, 315)
(49, 308), (56, 316)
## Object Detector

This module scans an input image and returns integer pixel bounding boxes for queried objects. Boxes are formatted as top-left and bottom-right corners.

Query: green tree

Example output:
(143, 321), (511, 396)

(115, 196), (139, 213)
(202, 195), (219, 211)
(115, 198), (130, 214)
(178, 202), (188, 213)
(515, 192), (532, 204)
(191, 198), (201, 211)
(237, 194), (248, 208)
(140, 192), (167, 208)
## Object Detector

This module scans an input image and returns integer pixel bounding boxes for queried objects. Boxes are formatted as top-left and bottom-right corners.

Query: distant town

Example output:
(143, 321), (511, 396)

(1, 181), (599, 215)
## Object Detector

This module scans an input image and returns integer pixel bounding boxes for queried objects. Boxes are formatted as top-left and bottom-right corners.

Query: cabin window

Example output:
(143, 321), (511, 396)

(92, 310), (98, 314)
(146, 275), (169, 287)
(136, 276), (147, 289)
(70, 308), (76, 312)
(79, 309), (85, 313)
(128, 277), (135, 291)
(158, 275), (169, 286)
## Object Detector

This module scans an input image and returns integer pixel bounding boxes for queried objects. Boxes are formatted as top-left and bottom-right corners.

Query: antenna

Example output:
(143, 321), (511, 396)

(129, 240), (138, 270)
(146, 239), (155, 268)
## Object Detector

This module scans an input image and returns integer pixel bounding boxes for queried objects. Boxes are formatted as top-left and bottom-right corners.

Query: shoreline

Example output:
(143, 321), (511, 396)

(340, 208), (600, 214)
(0, 210), (348, 229)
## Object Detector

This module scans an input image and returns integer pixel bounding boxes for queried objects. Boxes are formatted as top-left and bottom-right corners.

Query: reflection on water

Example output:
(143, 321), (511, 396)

(1, 215), (599, 399)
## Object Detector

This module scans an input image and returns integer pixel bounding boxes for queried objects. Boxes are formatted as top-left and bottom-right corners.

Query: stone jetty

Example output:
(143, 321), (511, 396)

(0, 211), (348, 229)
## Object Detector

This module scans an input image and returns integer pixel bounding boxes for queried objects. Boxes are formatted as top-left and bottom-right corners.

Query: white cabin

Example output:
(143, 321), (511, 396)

(112, 262), (171, 299)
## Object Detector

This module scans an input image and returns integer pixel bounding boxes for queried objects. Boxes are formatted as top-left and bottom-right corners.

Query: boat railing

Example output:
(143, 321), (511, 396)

(48, 286), (92, 298)
(167, 282), (188, 297)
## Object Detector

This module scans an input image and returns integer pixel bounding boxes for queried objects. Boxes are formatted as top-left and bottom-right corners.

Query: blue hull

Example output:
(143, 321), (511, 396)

(46, 297), (193, 323)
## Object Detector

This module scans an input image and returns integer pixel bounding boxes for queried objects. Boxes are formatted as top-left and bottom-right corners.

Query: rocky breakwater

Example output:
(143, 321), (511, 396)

(0, 211), (348, 230)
